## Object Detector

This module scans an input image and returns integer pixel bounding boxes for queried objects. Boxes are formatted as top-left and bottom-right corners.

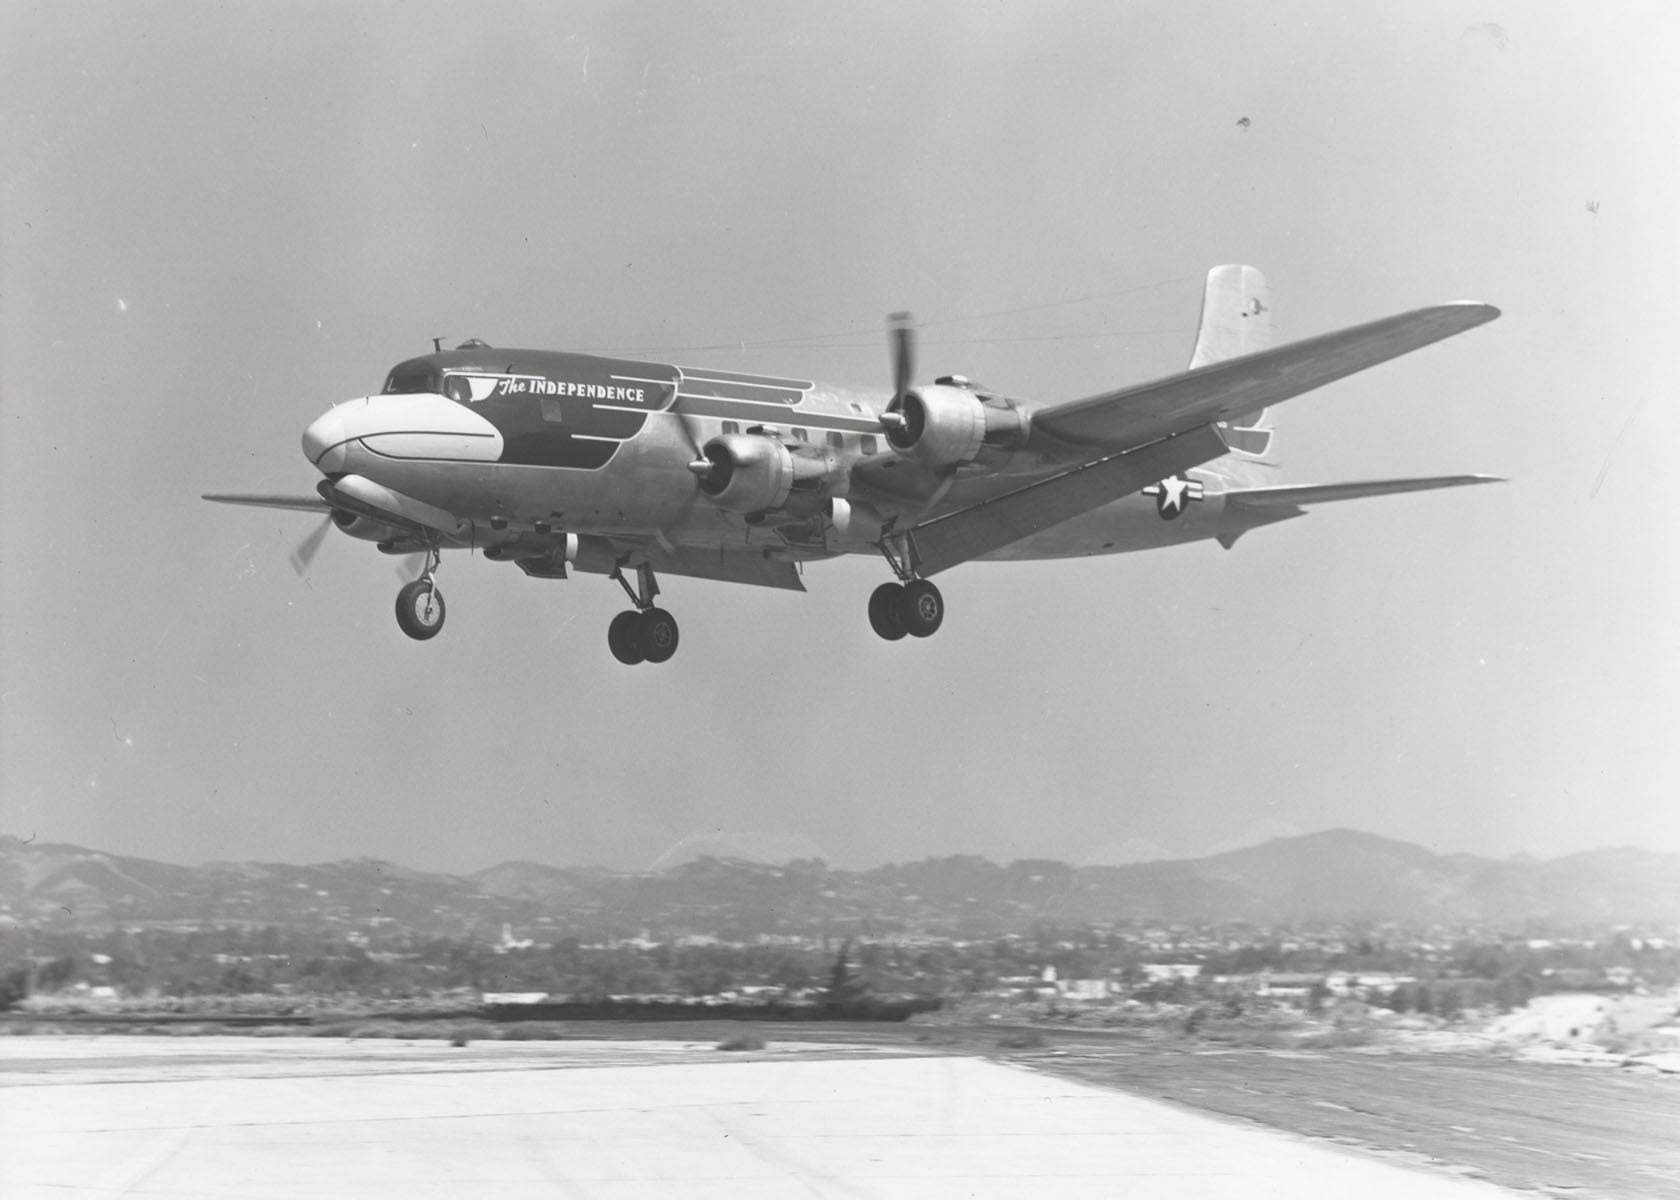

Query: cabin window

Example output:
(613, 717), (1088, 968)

(443, 376), (471, 403)
(860, 436), (877, 456)
(792, 427), (808, 442)
(828, 431), (845, 449)
(722, 421), (739, 435)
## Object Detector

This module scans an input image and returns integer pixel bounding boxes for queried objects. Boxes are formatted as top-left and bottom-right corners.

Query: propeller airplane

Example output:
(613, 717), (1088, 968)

(205, 266), (1501, 664)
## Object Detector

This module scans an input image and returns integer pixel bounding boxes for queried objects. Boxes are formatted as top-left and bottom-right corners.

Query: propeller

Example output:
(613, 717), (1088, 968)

(682, 409), (717, 483)
(881, 311), (916, 432)
(289, 516), (332, 576)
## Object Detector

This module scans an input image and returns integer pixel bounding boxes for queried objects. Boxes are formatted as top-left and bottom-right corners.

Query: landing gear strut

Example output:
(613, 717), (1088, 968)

(608, 561), (679, 665)
(869, 534), (944, 641)
(395, 548), (445, 640)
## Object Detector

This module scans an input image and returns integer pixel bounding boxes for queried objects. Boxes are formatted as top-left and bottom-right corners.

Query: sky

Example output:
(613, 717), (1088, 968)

(3, 1), (1677, 874)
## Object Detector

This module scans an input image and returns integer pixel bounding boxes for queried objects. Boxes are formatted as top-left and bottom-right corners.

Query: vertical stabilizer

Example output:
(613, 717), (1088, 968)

(1189, 264), (1272, 368)
(1192, 265), (1275, 458)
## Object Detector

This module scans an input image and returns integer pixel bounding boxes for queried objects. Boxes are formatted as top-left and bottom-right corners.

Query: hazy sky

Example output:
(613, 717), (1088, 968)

(4, 2), (1676, 873)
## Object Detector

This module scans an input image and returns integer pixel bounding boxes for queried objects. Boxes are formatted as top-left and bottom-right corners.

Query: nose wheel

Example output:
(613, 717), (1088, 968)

(608, 562), (680, 665)
(395, 549), (445, 640)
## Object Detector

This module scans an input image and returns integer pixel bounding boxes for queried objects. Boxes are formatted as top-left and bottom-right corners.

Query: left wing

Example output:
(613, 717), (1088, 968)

(1225, 475), (1503, 511)
(906, 425), (1230, 577)
(1032, 301), (1500, 449)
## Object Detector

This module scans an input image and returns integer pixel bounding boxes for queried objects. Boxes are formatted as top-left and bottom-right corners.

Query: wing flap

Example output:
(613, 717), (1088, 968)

(645, 545), (806, 592)
(1225, 474), (1504, 511)
(1034, 301), (1500, 449)
(909, 424), (1231, 576)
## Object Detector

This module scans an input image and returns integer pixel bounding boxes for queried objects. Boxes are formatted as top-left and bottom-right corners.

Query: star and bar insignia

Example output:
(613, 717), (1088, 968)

(1142, 474), (1205, 519)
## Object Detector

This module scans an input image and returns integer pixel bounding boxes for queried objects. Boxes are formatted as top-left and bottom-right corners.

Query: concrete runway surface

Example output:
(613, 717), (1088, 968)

(1, 1036), (1523, 1199)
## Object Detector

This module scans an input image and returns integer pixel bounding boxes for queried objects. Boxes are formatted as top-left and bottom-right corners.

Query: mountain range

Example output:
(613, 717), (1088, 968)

(2, 830), (1675, 938)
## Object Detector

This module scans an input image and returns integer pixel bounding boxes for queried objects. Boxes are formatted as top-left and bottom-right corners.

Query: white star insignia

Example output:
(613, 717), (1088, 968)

(1144, 474), (1205, 519)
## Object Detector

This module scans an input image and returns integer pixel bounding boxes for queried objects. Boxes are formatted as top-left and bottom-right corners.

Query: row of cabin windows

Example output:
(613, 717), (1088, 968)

(719, 421), (876, 454)
(384, 378), (882, 454)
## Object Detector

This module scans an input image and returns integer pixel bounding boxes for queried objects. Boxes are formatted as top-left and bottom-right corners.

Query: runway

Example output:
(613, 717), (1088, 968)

(2, 1036), (1522, 1198)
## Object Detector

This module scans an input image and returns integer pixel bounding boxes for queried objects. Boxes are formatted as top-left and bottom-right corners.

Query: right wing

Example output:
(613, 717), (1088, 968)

(202, 493), (328, 513)
(1032, 301), (1500, 449)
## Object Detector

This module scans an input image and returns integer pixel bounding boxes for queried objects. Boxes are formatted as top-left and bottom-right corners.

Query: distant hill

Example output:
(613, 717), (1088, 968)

(1, 830), (1675, 938)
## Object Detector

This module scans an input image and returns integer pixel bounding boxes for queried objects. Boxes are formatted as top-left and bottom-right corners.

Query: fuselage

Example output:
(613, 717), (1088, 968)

(300, 345), (1273, 571)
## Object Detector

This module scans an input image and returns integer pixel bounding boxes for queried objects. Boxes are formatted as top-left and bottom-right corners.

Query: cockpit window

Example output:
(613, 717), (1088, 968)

(383, 365), (441, 394)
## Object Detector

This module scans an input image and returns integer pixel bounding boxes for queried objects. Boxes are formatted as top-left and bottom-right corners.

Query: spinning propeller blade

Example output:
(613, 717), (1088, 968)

(880, 312), (916, 433)
(289, 516), (331, 576)
(677, 412), (714, 482)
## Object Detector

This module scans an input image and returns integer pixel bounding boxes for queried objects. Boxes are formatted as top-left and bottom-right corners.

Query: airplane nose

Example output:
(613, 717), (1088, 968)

(301, 407), (346, 471)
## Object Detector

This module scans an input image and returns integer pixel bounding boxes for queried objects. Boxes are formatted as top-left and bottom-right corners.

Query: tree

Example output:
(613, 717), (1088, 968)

(36, 956), (75, 992)
(822, 939), (869, 1011)
(0, 965), (29, 1009)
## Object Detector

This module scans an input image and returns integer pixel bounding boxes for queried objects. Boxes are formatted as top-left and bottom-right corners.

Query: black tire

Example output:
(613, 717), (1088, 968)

(395, 580), (445, 640)
(868, 582), (908, 640)
(608, 610), (645, 665)
(899, 579), (944, 638)
(638, 608), (680, 663)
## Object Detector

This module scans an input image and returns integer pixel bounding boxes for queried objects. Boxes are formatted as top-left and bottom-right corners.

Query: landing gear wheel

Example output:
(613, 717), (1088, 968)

(395, 580), (446, 640)
(608, 610), (645, 665)
(899, 579), (944, 638)
(637, 608), (680, 664)
(869, 582), (908, 641)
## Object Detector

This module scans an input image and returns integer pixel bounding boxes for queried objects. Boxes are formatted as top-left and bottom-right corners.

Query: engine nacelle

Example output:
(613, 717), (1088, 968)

(483, 532), (579, 565)
(696, 433), (832, 513)
(331, 509), (404, 543)
(884, 383), (1024, 468)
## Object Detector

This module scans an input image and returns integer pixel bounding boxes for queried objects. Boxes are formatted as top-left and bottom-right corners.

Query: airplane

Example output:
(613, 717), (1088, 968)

(205, 266), (1501, 664)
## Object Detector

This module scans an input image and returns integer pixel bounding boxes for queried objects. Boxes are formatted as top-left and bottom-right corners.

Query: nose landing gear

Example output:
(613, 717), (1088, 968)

(608, 561), (679, 665)
(395, 548), (445, 640)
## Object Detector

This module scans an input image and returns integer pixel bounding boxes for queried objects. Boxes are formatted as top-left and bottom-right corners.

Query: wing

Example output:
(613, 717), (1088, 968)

(906, 299), (1500, 574)
(202, 493), (329, 513)
(643, 544), (806, 592)
(1032, 301), (1500, 449)
(1225, 475), (1504, 511)
(907, 425), (1231, 577)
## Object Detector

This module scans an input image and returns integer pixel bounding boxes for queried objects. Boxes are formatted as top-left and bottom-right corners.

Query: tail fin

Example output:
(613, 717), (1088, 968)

(1192, 264), (1275, 458)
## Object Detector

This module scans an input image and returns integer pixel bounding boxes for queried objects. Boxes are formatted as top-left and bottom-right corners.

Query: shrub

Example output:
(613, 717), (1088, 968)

(716, 1031), (766, 1052)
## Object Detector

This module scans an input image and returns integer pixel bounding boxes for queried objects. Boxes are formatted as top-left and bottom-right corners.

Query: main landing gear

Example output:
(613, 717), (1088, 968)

(395, 548), (445, 641)
(868, 536), (944, 641)
(607, 562), (679, 666)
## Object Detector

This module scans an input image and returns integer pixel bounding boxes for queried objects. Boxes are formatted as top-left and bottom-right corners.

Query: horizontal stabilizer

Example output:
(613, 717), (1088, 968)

(202, 493), (329, 513)
(1034, 301), (1500, 450)
(1225, 474), (1504, 511)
